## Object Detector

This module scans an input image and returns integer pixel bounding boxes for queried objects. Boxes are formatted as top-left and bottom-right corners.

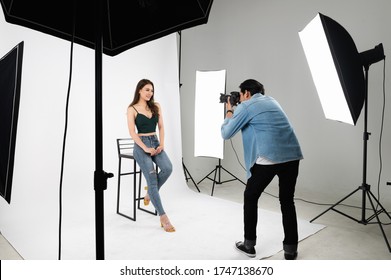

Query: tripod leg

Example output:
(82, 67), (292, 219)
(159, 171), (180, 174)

(367, 191), (391, 252)
(211, 166), (219, 196)
(198, 168), (217, 185)
(367, 190), (391, 220)
(310, 187), (360, 223)
(221, 166), (246, 185)
(183, 162), (201, 192)
(198, 160), (244, 195)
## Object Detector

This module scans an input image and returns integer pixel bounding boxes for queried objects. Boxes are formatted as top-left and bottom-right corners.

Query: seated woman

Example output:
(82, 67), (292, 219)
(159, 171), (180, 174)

(127, 79), (174, 232)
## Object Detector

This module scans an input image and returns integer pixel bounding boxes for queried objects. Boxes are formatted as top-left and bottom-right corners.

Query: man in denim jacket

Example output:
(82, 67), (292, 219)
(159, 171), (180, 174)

(221, 79), (303, 259)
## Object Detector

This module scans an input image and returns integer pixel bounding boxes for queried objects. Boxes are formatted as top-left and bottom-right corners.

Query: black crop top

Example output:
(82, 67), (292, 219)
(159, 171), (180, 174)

(133, 106), (158, 134)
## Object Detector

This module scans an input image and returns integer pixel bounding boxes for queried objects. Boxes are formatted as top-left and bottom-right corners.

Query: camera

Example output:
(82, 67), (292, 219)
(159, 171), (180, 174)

(219, 91), (240, 106)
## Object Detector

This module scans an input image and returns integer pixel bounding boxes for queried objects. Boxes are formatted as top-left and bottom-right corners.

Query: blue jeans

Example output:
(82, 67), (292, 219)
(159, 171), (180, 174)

(133, 135), (173, 216)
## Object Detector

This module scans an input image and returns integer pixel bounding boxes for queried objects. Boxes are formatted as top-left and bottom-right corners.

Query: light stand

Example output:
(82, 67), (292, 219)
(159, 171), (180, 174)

(198, 104), (245, 196)
(310, 45), (391, 253)
(198, 158), (245, 196)
(94, 0), (114, 260)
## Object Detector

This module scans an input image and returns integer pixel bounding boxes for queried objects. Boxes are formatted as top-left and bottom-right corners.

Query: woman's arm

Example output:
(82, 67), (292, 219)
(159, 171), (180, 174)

(156, 103), (165, 154)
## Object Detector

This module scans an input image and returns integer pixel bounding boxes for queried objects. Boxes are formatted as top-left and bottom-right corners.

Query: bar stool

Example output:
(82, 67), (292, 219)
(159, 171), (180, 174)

(116, 138), (157, 221)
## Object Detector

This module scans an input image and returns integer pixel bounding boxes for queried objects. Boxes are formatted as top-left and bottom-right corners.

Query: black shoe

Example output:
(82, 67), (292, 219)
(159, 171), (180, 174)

(283, 243), (298, 260)
(235, 241), (256, 258)
(284, 251), (298, 260)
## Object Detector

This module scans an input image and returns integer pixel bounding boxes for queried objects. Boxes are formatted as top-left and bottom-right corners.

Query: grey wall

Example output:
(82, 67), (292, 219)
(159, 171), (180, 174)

(179, 0), (391, 208)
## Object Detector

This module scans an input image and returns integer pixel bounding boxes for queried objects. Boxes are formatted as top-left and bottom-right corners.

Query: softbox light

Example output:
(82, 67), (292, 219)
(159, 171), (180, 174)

(299, 13), (365, 125)
(299, 13), (390, 253)
(0, 41), (24, 204)
(194, 69), (226, 159)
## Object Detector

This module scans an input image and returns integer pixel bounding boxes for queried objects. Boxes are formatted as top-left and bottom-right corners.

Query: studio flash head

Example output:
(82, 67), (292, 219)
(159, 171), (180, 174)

(219, 91), (240, 106)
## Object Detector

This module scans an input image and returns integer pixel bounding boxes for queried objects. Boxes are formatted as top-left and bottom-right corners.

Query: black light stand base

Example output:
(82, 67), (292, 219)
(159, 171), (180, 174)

(198, 159), (245, 196)
(310, 183), (391, 253)
(182, 158), (200, 192)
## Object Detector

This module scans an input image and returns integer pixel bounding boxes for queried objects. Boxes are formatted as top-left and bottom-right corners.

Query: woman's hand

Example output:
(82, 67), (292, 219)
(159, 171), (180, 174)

(144, 147), (157, 156)
(155, 145), (164, 155)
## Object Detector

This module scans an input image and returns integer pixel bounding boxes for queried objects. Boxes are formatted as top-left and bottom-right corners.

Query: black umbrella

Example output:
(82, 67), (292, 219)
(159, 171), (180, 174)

(1, 0), (213, 56)
(1, 0), (213, 259)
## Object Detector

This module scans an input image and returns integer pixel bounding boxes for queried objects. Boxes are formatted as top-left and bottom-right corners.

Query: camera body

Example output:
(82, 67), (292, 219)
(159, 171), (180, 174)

(219, 91), (240, 107)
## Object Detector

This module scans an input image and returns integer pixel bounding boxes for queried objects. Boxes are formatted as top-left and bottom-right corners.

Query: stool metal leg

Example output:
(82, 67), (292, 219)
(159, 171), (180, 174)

(133, 159), (137, 220)
(137, 160), (141, 210)
(116, 157), (122, 215)
(116, 156), (138, 221)
(116, 156), (157, 221)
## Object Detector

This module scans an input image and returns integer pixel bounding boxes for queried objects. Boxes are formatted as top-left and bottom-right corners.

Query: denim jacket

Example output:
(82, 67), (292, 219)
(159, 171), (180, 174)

(221, 93), (303, 179)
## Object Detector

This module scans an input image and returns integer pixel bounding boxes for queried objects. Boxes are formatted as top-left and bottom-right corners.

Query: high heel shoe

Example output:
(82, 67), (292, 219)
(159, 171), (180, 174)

(160, 215), (175, 232)
(161, 222), (175, 232)
(143, 186), (150, 206)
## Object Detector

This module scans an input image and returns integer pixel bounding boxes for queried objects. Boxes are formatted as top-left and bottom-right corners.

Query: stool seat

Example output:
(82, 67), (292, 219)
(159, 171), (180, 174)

(116, 138), (157, 221)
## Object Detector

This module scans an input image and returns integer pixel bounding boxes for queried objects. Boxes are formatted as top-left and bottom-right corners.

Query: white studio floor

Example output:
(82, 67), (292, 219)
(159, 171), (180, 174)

(105, 188), (323, 260)
(3, 172), (391, 260)
(1, 176), (323, 260)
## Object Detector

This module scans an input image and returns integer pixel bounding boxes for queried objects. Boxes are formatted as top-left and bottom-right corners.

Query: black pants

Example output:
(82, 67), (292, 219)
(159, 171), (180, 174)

(244, 160), (300, 247)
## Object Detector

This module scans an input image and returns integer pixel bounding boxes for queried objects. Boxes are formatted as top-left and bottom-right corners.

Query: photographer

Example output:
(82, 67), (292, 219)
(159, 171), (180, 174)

(221, 79), (303, 259)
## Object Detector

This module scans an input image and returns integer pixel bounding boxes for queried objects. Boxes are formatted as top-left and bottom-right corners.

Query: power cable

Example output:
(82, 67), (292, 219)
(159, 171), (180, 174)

(58, 8), (75, 260)
(375, 58), (386, 208)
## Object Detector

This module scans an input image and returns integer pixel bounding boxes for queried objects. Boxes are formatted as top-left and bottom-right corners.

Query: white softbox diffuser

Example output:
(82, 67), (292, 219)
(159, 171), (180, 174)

(194, 69), (226, 159)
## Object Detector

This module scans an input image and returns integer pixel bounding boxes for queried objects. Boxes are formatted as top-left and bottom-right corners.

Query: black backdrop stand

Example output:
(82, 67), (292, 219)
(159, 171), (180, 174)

(310, 64), (391, 253)
(198, 158), (245, 196)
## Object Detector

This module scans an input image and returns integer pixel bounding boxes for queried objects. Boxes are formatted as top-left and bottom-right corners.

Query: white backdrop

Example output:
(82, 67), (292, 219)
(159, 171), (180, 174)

(0, 11), (183, 259)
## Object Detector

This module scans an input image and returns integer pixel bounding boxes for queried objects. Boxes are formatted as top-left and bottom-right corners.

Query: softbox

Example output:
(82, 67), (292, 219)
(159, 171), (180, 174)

(299, 13), (365, 125)
(0, 41), (24, 204)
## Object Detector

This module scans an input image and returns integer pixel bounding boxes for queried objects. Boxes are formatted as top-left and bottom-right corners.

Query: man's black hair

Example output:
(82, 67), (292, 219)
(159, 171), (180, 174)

(239, 79), (265, 95)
